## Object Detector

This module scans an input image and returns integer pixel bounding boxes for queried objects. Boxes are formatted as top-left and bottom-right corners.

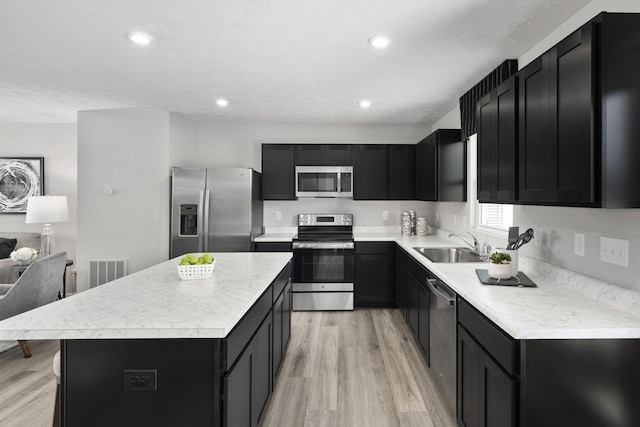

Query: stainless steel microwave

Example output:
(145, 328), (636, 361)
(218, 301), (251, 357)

(295, 166), (353, 198)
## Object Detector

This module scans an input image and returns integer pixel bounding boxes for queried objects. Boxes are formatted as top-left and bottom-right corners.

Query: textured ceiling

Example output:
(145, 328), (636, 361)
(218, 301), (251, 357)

(0, 0), (591, 125)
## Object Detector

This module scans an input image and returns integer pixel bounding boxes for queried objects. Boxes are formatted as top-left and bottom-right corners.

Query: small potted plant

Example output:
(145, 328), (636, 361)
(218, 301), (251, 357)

(488, 252), (512, 279)
(10, 247), (39, 265)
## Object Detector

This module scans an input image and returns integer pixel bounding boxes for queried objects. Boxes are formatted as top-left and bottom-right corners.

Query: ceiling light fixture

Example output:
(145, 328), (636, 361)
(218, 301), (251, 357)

(358, 100), (372, 108)
(369, 36), (390, 48)
(215, 99), (229, 107)
(126, 31), (153, 45)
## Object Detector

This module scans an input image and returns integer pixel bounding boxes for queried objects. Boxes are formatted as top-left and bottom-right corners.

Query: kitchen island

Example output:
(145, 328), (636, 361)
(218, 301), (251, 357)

(0, 252), (293, 427)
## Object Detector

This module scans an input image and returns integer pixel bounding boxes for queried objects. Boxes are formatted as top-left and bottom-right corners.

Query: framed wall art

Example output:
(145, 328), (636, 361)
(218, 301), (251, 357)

(0, 157), (45, 213)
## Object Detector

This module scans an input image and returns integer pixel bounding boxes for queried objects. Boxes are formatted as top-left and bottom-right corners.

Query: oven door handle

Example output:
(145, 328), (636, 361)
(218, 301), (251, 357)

(292, 241), (354, 250)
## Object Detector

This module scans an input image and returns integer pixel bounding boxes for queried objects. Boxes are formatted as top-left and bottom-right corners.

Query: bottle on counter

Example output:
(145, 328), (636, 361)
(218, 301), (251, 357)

(401, 211), (411, 236)
(408, 209), (417, 235)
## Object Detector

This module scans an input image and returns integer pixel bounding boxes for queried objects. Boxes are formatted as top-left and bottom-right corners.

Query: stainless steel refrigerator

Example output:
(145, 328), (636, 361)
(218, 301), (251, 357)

(170, 167), (263, 257)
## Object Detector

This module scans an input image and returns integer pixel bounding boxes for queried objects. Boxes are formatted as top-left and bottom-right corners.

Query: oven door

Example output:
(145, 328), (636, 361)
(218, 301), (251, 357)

(292, 246), (354, 284)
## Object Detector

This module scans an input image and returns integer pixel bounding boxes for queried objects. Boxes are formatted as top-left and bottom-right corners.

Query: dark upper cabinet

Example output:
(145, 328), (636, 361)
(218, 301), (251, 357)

(477, 76), (518, 203)
(417, 129), (465, 202)
(517, 13), (640, 208)
(519, 23), (595, 205)
(389, 145), (416, 200)
(295, 144), (352, 166)
(262, 144), (295, 200)
(353, 144), (389, 200)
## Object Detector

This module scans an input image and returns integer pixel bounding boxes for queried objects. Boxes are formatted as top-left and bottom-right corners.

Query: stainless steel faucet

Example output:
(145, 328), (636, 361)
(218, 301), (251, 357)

(448, 232), (478, 252)
(448, 232), (491, 259)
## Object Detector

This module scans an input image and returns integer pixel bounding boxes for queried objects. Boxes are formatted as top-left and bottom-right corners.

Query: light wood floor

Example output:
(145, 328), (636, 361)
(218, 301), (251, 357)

(0, 310), (455, 427)
(0, 340), (58, 427)
(262, 309), (456, 427)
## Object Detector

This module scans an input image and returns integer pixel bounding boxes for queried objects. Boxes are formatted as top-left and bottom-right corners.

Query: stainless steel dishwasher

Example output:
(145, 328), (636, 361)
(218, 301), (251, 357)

(427, 273), (457, 417)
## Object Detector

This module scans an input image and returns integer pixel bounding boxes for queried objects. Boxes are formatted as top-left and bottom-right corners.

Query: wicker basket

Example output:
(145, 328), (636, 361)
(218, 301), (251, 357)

(177, 259), (215, 280)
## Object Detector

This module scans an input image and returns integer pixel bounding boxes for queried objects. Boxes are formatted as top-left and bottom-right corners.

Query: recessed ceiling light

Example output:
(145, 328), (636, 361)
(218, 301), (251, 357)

(369, 36), (390, 48)
(126, 31), (153, 45)
(215, 99), (229, 107)
(358, 100), (372, 108)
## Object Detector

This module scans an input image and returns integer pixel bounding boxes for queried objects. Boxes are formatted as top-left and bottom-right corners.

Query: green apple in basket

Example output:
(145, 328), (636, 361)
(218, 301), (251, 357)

(179, 253), (215, 265)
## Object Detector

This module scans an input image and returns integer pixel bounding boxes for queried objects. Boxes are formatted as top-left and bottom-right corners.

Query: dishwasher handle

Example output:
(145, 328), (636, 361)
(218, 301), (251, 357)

(426, 278), (456, 306)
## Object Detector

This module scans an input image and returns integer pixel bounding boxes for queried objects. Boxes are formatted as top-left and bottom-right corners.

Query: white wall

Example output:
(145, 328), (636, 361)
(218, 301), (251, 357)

(77, 110), (171, 291)
(430, 0), (640, 291)
(0, 123), (77, 263)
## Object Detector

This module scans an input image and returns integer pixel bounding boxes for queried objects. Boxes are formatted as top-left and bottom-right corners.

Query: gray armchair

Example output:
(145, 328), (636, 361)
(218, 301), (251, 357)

(0, 252), (67, 357)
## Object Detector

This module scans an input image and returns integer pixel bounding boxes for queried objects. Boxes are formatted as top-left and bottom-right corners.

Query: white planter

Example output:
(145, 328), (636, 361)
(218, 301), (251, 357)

(488, 262), (513, 279)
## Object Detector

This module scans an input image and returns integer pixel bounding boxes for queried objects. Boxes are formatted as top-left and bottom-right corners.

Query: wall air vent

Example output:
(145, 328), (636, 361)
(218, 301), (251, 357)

(88, 260), (127, 288)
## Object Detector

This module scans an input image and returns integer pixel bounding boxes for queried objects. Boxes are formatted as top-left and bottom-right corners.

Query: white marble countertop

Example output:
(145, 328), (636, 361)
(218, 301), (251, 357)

(256, 230), (640, 339)
(0, 252), (292, 340)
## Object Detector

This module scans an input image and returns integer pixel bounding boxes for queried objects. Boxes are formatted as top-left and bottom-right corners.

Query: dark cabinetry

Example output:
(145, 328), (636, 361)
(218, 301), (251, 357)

(457, 299), (516, 427)
(416, 129), (466, 202)
(224, 311), (272, 427)
(262, 144), (295, 200)
(353, 145), (389, 200)
(394, 246), (409, 321)
(519, 23), (595, 205)
(295, 144), (352, 165)
(354, 241), (395, 307)
(272, 277), (291, 386)
(254, 242), (292, 252)
(515, 13), (640, 207)
(477, 76), (518, 203)
(389, 145), (416, 199)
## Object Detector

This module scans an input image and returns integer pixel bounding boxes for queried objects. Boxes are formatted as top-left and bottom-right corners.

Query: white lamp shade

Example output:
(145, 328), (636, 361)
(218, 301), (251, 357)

(25, 196), (69, 224)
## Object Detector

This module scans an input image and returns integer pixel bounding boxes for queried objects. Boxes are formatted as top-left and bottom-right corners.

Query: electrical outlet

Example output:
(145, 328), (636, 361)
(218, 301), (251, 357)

(600, 236), (628, 267)
(463, 215), (467, 227)
(124, 370), (157, 391)
(453, 215), (457, 225)
(574, 233), (585, 257)
(383, 211), (389, 221)
(533, 227), (542, 247)
(275, 211), (281, 221)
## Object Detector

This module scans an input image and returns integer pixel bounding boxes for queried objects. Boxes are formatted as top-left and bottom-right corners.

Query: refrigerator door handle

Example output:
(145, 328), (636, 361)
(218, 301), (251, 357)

(203, 188), (210, 252)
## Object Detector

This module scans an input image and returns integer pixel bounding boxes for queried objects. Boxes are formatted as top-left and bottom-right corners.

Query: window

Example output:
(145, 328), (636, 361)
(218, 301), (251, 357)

(477, 203), (513, 231)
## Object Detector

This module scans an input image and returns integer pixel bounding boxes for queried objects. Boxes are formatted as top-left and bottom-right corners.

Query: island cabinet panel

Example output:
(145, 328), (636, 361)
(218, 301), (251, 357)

(354, 241), (395, 307)
(262, 144), (295, 200)
(62, 339), (222, 427)
(272, 278), (292, 385)
(224, 311), (273, 427)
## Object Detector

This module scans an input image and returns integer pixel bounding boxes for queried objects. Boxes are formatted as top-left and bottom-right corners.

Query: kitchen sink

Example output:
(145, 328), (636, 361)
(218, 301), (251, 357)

(413, 247), (485, 263)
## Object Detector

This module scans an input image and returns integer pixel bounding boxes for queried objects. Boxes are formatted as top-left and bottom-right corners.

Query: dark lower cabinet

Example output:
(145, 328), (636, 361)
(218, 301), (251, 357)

(354, 241), (395, 307)
(406, 271), (420, 339)
(224, 311), (272, 427)
(457, 326), (516, 427)
(458, 298), (517, 427)
(417, 278), (430, 362)
(394, 249), (409, 321)
(254, 242), (292, 252)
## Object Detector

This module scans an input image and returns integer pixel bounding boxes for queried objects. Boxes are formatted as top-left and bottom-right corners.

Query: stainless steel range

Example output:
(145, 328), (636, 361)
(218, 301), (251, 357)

(292, 213), (354, 311)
